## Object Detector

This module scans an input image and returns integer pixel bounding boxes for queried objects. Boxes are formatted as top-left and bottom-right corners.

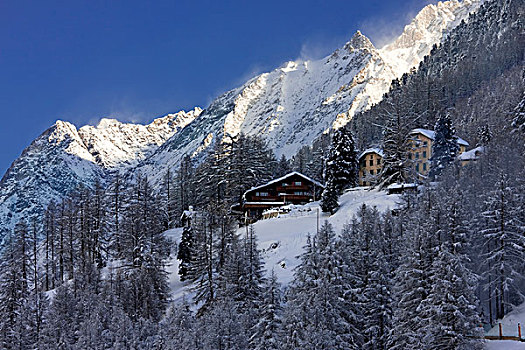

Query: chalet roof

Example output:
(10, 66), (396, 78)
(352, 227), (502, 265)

(243, 171), (324, 200)
(410, 128), (469, 146)
(458, 146), (484, 161)
(359, 147), (384, 160)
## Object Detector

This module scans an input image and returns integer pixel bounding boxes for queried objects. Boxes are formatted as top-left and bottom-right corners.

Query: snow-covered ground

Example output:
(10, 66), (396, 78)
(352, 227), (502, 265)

(486, 340), (525, 349)
(166, 187), (400, 300)
(247, 187), (400, 285)
(484, 303), (525, 349)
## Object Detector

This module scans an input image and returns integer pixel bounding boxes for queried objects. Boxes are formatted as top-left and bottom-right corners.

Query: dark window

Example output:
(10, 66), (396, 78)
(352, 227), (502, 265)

(416, 164), (420, 172)
(423, 141), (428, 147)
(416, 152), (419, 159)
(370, 169), (374, 175)
(369, 159), (373, 166)
(423, 151), (427, 158)
(423, 163), (427, 171)
(376, 159), (380, 165)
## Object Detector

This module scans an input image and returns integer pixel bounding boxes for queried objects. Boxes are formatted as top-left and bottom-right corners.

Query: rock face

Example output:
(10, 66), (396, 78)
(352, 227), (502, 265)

(0, 0), (483, 242)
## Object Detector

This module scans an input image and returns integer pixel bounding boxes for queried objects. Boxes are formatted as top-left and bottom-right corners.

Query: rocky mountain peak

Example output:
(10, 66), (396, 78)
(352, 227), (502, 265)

(346, 30), (376, 52)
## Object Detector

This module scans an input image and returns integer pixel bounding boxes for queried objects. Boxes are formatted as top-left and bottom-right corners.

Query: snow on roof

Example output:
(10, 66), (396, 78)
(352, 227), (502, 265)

(244, 202), (286, 206)
(359, 147), (384, 160)
(386, 183), (418, 190)
(410, 128), (469, 146)
(459, 146), (484, 161)
(243, 171), (325, 199)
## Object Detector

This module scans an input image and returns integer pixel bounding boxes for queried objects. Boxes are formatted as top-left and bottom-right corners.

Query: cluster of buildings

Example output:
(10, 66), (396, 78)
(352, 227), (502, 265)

(358, 128), (471, 186)
(230, 128), (480, 220)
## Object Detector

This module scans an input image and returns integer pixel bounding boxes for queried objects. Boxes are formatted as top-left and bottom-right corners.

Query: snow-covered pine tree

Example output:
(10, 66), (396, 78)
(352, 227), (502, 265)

(274, 154), (292, 178)
(320, 177), (339, 214)
(358, 207), (394, 350)
(282, 222), (358, 350)
(158, 300), (197, 350)
(178, 224), (193, 282)
(511, 91), (525, 134)
(320, 127), (357, 213)
(250, 269), (282, 350)
(419, 187), (483, 349)
(429, 113), (459, 179)
(188, 211), (218, 309)
(388, 190), (440, 350)
(0, 228), (31, 349)
(379, 94), (418, 187)
(481, 174), (525, 320)
(324, 127), (358, 194)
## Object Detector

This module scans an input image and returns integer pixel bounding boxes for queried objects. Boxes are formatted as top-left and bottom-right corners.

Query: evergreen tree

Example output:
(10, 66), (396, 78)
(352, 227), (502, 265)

(250, 270), (282, 350)
(274, 154), (292, 178)
(378, 94), (418, 186)
(481, 174), (525, 320)
(419, 188), (483, 349)
(324, 127), (358, 193)
(429, 113), (459, 179)
(282, 222), (358, 349)
(178, 224), (194, 281)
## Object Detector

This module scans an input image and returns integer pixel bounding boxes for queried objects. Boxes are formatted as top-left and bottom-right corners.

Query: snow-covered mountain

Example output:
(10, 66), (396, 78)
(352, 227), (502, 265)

(136, 0), (483, 186)
(0, 108), (201, 242)
(0, 0), (483, 243)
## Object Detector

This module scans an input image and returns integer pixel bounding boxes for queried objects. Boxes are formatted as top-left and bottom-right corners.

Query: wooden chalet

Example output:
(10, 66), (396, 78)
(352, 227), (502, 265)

(237, 172), (324, 220)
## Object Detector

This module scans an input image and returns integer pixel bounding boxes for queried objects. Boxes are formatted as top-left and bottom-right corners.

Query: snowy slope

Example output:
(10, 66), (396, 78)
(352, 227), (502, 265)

(169, 188), (400, 300)
(78, 108), (201, 170)
(380, 0), (483, 76)
(136, 0), (483, 186)
(486, 341), (525, 349)
(0, 109), (201, 244)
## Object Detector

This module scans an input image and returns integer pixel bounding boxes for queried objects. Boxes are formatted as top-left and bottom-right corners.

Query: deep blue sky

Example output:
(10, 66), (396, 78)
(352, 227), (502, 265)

(0, 0), (435, 176)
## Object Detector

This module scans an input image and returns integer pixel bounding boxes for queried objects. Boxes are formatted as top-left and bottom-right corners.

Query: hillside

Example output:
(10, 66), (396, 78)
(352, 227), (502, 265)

(167, 187), (400, 300)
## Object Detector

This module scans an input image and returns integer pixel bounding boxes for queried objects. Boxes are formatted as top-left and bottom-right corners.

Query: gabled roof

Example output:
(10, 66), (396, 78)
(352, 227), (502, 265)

(359, 147), (384, 160)
(410, 128), (469, 146)
(243, 171), (324, 199)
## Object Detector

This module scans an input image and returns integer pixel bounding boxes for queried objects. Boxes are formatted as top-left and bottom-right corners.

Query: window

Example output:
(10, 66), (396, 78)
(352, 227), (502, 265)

(370, 169), (374, 175)
(294, 181), (302, 186)
(423, 163), (427, 171)
(294, 191), (306, 195)
(416, 164), (420, 172)
(423, 151), (427, 158)
(423, 141), (428, 147)
(282, 183), (289, 187)
(256, 192), (269, 197)
(369, 159), (373, 166)
(376, 159), (381, 165)
(416, 152), (419, 159)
